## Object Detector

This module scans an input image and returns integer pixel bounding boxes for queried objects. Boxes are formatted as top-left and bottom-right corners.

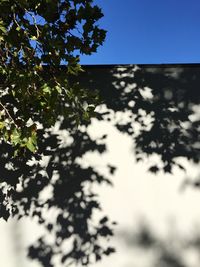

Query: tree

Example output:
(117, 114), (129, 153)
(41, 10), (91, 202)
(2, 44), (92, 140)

(0, 0), (106, 153)
(0, 1), (115, 266)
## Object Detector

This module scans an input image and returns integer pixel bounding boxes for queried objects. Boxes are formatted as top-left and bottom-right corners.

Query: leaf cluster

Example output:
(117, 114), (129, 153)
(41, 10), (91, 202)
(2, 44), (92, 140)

(0, 0), (106, 153)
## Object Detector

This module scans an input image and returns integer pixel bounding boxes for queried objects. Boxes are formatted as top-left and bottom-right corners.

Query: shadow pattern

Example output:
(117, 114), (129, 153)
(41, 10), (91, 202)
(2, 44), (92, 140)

(0, 118), (115, 266)
(120, 219), (200, 267)
(0, 64), (199, 266)
(81, 64), (200, 173)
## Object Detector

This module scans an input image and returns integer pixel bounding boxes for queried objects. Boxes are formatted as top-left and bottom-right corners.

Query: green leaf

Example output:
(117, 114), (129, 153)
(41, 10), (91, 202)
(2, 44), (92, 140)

(42, 84), (51, 94)
(0, 20), (6, 34)
(0, 121), (5, 130)
(26, 137), (37, 152)
(30, 36), (37, 40)
(83, 111), (90, 121)
(10, 128), (21, 145)
(55, 85), (62, 93)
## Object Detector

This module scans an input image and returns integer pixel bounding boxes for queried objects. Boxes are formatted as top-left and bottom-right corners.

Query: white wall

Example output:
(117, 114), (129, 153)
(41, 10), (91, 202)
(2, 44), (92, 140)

(0, 65), (199, 267)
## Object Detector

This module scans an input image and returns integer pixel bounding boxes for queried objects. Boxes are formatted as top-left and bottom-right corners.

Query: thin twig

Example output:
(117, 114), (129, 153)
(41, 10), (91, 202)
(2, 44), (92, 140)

(0, 102), (18, 127)
(24, 9), (41, 38)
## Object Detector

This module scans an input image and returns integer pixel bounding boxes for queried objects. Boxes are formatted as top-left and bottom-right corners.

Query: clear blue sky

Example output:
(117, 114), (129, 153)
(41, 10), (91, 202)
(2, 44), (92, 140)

(80, 0), (200, 64)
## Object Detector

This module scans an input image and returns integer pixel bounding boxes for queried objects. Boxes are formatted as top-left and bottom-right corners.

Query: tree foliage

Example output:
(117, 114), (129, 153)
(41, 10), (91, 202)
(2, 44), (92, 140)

(0, 0), (106, 153)
(0, 1), (116, 266)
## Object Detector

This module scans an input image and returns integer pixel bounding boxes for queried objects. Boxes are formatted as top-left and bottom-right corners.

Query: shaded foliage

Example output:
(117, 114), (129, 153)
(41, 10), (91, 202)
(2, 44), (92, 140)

(0, 0), (106, 152)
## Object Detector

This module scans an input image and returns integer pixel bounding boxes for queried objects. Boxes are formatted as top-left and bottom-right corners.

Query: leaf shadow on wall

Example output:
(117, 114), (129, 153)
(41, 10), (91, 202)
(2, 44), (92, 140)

(119, 218), (200, 267)
(0, 64), (199, 266)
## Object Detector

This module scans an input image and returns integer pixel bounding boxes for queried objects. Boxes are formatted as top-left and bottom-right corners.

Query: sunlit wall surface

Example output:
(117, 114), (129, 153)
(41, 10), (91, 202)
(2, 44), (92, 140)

(0, 64), (199, 267)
